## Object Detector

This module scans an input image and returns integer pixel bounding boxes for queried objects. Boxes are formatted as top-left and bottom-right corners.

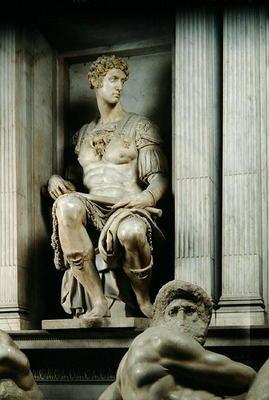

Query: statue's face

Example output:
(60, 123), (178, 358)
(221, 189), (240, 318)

(96, 68), (126, 104)
(164, 299), (208, 343)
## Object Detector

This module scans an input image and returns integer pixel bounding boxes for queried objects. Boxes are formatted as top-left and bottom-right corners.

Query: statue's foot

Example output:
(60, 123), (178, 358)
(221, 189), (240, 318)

(139, 302), (153, 318)
(80, 303), (111, 319)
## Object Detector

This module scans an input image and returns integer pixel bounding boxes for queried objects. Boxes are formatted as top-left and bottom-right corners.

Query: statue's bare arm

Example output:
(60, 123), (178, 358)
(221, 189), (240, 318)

(111, 171), (168, 209)
(245, 358), (269, 400)
(0, 343), (29, 377)
(157, 333), (256, 396)
(0, 333), (43, 399)
(146, 172), (168, 203)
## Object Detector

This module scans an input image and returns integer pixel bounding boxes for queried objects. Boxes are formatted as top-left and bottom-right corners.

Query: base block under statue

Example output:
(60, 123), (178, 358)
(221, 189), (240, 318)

(42, 317), (150, 330)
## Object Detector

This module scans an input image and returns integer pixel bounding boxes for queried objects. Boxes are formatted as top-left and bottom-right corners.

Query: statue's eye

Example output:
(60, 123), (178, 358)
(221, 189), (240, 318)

(168, 307), (178, 316)
(185, 306), (195, 314)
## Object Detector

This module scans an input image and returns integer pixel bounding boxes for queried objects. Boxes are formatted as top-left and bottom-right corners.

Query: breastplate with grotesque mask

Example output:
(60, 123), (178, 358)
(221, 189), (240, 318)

(78, 115), (138, 166)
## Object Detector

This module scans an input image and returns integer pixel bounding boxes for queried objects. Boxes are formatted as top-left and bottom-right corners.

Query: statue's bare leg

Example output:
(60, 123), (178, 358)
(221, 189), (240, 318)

(117, 216), (153, 318)
(55, 195), (110, 318)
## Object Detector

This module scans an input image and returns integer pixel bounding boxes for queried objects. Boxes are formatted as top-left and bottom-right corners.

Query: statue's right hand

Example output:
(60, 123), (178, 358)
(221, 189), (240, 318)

(48, 175), (76, 200)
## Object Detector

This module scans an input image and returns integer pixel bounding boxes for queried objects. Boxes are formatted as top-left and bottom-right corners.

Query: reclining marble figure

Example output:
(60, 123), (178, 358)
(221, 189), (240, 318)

(0, 330), (43, 400)
(48, 55), (168, 319)
(99, 280), (258, 400)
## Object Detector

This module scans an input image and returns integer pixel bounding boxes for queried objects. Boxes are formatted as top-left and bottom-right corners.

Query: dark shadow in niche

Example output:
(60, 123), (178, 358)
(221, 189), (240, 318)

(149, 58), (174, 300)
(67, 96), (98, 142)
(25, 187), (66, 327)
(40, 190), (67, 321)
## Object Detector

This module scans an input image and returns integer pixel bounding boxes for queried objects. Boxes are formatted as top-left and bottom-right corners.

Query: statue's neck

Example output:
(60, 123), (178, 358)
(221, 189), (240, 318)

(96, 97), (126, 126)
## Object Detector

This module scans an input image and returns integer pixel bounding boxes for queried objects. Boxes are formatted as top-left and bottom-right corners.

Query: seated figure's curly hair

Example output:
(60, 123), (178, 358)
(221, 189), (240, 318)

(88, 55), (129, 89)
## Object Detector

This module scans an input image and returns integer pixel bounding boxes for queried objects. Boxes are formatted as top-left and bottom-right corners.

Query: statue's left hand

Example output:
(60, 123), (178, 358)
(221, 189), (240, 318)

(48, 175), (76, 200)
(111, 191), (155, 210)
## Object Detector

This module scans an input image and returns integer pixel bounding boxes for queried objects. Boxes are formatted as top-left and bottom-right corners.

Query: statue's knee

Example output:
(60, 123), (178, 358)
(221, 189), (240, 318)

(117, 218), (147, 249)
(66, 249), (93, 270)
(55, 196), (85, 227)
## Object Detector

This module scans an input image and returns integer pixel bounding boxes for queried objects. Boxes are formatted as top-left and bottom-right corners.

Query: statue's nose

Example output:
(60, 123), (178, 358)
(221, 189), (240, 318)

(177, 309), (185, 322)
(115, 81), (122, 90)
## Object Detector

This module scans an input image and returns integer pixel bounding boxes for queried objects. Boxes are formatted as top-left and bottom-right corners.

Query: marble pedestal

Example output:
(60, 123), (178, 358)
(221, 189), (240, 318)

(42, 317), (150, 330)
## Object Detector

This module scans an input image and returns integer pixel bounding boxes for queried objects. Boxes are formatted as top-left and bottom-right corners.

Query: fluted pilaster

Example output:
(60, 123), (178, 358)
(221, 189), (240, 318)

(174, 10), (220, 297)
(218, 7), (267, 325)
(0, 26), (32, 329)
(0, 26), (56, 329)
(0, 28), (19, 313)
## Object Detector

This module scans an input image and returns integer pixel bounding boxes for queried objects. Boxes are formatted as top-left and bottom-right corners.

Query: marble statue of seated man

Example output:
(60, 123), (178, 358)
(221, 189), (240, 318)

(48, 55), (168, 319)
(99, 280), (257, 400)
(0, 330), (43, 400)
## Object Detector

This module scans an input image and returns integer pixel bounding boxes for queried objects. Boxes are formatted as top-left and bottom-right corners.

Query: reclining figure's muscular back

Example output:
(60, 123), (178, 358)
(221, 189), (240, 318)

(99, 281), (256, 400)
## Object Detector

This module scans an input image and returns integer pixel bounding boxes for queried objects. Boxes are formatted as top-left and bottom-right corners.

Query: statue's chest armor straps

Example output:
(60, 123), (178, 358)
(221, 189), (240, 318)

(78, 113), (141, 166)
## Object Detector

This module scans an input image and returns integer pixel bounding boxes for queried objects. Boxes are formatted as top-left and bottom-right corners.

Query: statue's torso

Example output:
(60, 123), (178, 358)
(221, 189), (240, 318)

(76, 113), (143, 201)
